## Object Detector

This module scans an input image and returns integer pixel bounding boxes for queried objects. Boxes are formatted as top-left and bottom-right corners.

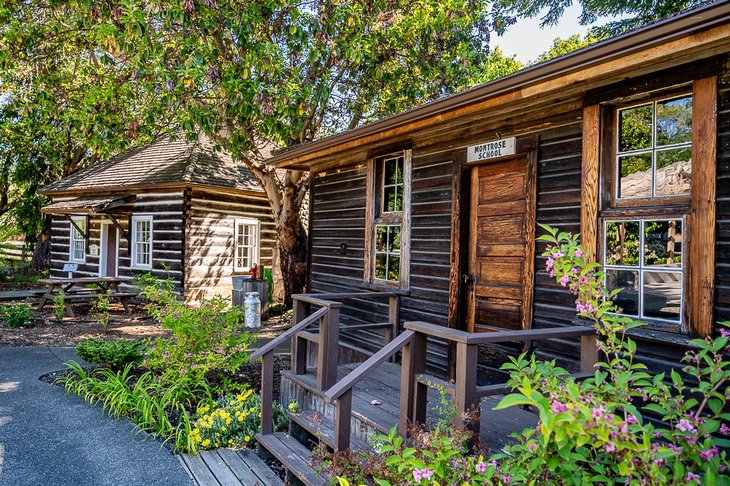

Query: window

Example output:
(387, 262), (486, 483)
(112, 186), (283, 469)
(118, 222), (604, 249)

(602, 92), (693, 332)
(615, 95), (692, 200)
(69, 216), (86, 263)
(604, 219), (684, 327)
(234, 219), (260, 271)
(131, 215), (153, 269)
(365, 151), (411, 288)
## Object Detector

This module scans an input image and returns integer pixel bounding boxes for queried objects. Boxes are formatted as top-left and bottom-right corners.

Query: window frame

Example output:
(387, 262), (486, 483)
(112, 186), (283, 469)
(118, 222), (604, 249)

(233, 218), (260, 272)
(602, 217), (686, 332)
(585, 77), (717, 337)
(130, 214), (153, 270)
(69, 215), (87, 263)
(364, 150), (412, 289)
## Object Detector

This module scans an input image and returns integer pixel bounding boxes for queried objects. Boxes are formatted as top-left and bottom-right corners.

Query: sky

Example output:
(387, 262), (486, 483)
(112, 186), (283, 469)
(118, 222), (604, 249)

(491, 4), (598, 63)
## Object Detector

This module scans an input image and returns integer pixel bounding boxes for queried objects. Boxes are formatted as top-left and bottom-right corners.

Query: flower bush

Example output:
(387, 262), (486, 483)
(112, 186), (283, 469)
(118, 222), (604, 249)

(136, 273), (255, 387)
(328, 225), (730, 485)
(191, 389), (287, 450)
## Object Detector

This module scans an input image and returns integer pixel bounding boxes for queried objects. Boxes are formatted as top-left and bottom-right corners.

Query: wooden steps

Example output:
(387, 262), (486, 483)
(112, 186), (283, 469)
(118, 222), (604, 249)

(256, 432), (329, 486)
(178, 448), (283, 486)
(289, 410), (371, 452)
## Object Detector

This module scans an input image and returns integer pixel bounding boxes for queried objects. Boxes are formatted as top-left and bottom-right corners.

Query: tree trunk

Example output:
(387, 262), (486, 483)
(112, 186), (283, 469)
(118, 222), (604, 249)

(275, 194), (308, 307)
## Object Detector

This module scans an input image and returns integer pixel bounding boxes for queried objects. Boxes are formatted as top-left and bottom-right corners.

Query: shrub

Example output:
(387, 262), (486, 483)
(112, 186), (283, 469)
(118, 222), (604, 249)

(328, 225), (730, 485)
(53, 291), (65, 322)
(1, 300), (34, 328)
(75, 338), (147, 369)
(92, 290), (111, 332)
(191, 389), (287, 450)
(138, 274), (255, 388)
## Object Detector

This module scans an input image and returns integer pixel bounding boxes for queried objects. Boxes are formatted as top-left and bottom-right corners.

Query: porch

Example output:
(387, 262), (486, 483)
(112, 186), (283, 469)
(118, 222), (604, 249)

(251, 291), (598, 485)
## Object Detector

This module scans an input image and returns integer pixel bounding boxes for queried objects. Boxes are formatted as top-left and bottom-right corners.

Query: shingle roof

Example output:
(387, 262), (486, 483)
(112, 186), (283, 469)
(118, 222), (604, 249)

(41, 134), (263, 194)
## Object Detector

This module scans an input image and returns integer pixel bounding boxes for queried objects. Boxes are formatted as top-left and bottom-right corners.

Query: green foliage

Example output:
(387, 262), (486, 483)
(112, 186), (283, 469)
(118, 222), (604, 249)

(534, 33), (601, 63)
(57, 361), (210, 453)
(75, 338), (147, 370)
(1, 300), (34, 328)
(332, 227), (730, 484)
(491, 0), (710, 38)
(137, 274), (255, 387)
(92, 290), (111, 332)
(53, 291), (65, 322)
(191, 389), (287, 450)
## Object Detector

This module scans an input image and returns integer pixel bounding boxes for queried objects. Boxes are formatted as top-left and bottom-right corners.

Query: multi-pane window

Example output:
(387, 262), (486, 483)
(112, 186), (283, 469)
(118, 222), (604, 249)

(69, 216), (86, 263)
(616, 95), (692, 199)
(374, 225), (401, 283)
(234, 219), (259, 271)
(131, 215), (153, 269)
(604, 220), (684, 326)
(366, 151), (410, 288)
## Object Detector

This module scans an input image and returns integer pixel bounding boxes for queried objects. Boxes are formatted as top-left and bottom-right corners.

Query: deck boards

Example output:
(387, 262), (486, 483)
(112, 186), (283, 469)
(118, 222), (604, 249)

(178, 449), (283, 486)
(293, 361), (538, 451)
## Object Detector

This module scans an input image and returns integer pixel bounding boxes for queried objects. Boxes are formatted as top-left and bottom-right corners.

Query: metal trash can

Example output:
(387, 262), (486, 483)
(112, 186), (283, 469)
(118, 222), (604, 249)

(232, 275), (269, 319)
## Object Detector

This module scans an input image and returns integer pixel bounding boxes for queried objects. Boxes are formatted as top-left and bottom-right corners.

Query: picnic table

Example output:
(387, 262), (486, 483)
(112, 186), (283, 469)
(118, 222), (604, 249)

(36, 277), (137, 318)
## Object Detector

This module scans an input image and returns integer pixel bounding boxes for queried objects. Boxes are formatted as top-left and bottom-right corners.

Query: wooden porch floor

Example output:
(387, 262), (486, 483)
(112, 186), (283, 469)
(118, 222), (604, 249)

(288, 361), (538, 452)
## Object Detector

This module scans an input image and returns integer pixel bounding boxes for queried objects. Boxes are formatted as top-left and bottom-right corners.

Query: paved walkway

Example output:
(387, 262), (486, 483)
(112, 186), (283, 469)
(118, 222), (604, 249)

(0, 347), (193, 486)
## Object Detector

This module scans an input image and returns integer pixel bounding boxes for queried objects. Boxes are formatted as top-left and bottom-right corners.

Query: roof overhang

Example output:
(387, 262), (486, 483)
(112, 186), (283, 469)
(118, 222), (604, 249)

(268, 2), (730, 171)
(41, 195), (135, 215)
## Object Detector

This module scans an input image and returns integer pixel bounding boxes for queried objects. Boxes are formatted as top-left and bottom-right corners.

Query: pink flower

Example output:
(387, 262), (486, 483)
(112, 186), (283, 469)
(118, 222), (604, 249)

(700, 446), (719, 461)
(551, 400), (568, 413)
(546, 258), (554, 271)
(574, 249), (584, 258)
(592, 405), (605, 419)
(476, 462), (487, 474)
(559, 275), (570, 287)
(528, 442), (537, 453)
(720, 423), (730, 435)
(676, 419), (696, 433)
(686, 472), (701, 484)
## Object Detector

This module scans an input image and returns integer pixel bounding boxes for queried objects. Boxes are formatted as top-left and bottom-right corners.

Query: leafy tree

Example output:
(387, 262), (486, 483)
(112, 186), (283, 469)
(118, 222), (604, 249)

(492, 0), (714, 37)
(2, 0), (521, 302)
(534, 33), (600, 64)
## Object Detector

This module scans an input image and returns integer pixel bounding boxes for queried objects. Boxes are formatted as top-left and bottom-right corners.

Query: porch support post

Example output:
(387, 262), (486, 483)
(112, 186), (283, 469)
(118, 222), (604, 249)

(317, 304), (340, 390)
(261, 352), (274, 434)
(454, 341), (479, 436)
(291, 298), (307, 375)
(399, 331), (427, 435)
(580, 334), (599, 373)
(334, 389), (353, 451)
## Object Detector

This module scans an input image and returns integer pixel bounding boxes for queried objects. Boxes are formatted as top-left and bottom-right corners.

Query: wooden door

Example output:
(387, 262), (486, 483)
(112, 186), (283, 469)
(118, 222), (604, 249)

(467, 156), (536, 333)
(104, 225), (118, 277)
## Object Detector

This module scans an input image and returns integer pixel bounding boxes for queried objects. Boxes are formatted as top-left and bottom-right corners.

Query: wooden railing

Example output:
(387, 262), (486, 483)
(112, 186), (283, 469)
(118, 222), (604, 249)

(254, 291), (401, 436)
(324, 321), (598, 450)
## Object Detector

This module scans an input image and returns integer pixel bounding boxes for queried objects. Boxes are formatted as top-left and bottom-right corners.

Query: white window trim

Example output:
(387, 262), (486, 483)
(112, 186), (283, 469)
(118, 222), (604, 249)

(69, 215), (86, 263)
(234, 218), (260, 272)
(131, 215), (153, 270)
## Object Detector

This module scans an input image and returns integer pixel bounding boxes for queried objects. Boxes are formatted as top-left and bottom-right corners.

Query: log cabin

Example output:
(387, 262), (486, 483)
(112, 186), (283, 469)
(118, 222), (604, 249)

(251, 4), (730, 478)
(40, 134), (277, 302)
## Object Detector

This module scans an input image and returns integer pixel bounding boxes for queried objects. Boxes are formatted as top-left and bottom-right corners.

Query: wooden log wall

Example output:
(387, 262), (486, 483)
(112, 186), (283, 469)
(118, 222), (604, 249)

(49, 190), (186, 293)
(184, 188), (276, 302)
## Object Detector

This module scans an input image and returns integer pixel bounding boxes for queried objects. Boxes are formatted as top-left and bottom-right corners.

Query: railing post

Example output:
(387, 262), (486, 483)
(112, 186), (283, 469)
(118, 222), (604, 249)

(580, 333), (599, 372)
(399, 331), (427, 435)
(454, 341), (479, 437)
(291, 297), (308, 375)
(261, 351), (274, 434)
(386, 295), (400, 345)
(334, 388), (352, 451)
(317, 303), (340, 390)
